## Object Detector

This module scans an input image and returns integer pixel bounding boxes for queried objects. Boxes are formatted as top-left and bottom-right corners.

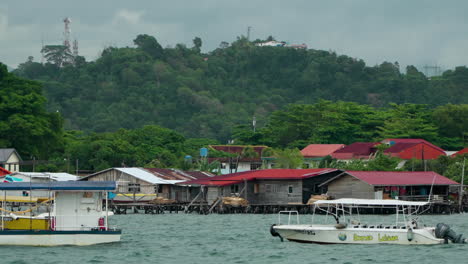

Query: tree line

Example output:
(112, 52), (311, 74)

(1, 33), (467, 179)
(12, 34), (468, 144)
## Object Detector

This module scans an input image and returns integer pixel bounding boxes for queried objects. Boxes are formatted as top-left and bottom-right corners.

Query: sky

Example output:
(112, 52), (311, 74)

(1, 0), (468, 74)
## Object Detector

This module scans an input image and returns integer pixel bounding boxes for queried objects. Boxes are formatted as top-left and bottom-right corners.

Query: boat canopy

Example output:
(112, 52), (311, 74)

(0, 181), (117, 191)
(314, 198), (428, 206)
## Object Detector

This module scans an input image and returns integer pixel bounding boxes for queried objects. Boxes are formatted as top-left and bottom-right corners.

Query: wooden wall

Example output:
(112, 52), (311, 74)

(327, 174), (374, 199)
(247, 180), (303, 205)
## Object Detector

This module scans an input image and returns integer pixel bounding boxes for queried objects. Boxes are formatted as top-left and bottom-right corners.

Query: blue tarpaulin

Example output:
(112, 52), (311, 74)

(0, 181), (117, 191)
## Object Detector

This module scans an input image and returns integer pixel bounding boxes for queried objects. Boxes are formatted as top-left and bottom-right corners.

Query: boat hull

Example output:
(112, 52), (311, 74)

(273, 225), (444, 245)
(0, 230), (122, 246)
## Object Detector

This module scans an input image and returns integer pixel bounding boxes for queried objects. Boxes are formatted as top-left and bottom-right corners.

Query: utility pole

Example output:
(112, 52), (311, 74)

(252, 116), (256, 133)
(75, 159), (79, 176)
(247, 26), (252, 41)
(459, 157), (466, 212)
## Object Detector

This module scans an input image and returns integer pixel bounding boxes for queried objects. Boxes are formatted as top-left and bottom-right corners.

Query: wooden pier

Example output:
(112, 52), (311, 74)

(109, 201), (464, 215)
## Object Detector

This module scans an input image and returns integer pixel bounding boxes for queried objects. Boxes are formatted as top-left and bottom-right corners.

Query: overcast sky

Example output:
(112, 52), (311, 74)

(1, 0), (467, 73)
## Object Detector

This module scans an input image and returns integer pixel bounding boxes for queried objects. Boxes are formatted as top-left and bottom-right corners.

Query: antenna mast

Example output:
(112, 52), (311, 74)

(63, 17), (72, 52)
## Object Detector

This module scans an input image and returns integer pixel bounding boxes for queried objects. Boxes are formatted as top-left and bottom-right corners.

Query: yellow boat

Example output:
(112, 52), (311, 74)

(1, 215), (49, 230)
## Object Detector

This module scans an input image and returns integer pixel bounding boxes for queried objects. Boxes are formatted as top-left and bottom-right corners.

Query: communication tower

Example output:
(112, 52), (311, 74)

(63, 17), (72, 52)
(73, 39), (79, 56)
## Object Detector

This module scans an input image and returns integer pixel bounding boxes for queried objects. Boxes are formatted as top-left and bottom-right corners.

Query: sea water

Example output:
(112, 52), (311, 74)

(2, 213), (468, 264)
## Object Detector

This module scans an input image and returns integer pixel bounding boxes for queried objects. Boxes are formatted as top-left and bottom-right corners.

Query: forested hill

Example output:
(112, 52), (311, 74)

(13, 35), (468, 141)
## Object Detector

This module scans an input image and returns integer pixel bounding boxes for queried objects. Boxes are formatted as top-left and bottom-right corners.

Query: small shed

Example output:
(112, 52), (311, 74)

(0, 148), (22, 173)
(322, 171), (459, 202)
(81, 167), (213, 202)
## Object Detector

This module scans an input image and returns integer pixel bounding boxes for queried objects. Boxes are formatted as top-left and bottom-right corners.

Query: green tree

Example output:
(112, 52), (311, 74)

(134, 34), (164, 60)
(0, 63), (63, 159)
(192, 37), (202, 53)
(41, 45), (74, 66)
(377, 104), (438, 141)
(272, 148), (303, 169)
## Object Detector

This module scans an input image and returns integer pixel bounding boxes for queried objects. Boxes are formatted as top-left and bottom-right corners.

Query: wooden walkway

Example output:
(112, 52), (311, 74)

(110, 201), (464, 215)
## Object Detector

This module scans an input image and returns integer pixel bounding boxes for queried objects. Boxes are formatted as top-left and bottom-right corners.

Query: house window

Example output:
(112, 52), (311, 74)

(128, 183), (141, 193)
(288, 185), (293, 194)
(231, 185), (239, 194)
(154, 185), (163, 193)
(220, 163), (226, 169)
(250, 163), (262, 170)
(265, 184), (280, 193)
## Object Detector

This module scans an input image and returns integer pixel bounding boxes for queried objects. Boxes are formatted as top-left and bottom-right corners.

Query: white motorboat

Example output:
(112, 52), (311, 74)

(270, 198), (466, 245)
(0, 181), (121, 246)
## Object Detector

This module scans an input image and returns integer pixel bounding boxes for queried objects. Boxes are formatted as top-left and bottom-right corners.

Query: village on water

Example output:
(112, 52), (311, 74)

(1, 139), (467, 215)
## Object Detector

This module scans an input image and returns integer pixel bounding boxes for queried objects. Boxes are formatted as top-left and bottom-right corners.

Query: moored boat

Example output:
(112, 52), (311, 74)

(271, 198), (466, 245)
(0, 181), (121, 246)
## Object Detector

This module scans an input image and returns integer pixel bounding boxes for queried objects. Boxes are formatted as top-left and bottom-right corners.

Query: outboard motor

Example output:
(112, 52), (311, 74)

(435, 223), (466, 244)
(270, 224), (283, 242)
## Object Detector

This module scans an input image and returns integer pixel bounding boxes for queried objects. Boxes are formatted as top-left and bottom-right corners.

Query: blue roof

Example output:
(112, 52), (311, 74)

(0, 181), (117, 191)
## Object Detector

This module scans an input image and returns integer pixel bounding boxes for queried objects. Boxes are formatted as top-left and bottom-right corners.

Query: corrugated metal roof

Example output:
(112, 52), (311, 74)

(13, 172), (78, 181)
(144, 168), (213, 181)
(0, 167), (11, 176)
(384, 142), (418, 153)
(332, 142), (378, 155)
(182, 168), (339, 186)
(0, 181), (117, 191)
(382, 139), (445, 153)
(346, 171), (459, 186)
(301, 144), (345, 157)
(453, 147), (468, 157)
(115, 168), (172, 184)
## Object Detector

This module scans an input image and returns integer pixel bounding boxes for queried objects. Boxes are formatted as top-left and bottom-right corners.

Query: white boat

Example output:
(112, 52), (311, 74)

(270, 198), (466, 245)
(0, 181), (121, 246)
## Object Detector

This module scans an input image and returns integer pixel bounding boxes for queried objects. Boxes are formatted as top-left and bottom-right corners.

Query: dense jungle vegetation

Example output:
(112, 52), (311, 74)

(1, 35), (467, 176)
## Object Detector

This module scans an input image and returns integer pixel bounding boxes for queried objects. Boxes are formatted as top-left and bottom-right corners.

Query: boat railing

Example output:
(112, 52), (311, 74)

(398, 195), (449, 203)
(278, 211), (299, 225)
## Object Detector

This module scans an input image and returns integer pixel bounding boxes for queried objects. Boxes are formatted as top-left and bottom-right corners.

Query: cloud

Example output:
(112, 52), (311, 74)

(1, 0), (468, 71)
(113, 9), (144, 25)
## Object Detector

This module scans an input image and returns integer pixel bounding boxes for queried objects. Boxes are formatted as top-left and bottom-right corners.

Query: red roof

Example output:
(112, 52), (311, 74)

(346, 171), (458, 186)
(0, 167), (11, 177)
(384, 142), (445, 160)
(181, 168), (339, 186)
(301, 144), (345, 157)
(331, 142), (379, 159)
(382, 139), (445, 153)
(384, 143), (418, 153)
(452, 148), (468, 157)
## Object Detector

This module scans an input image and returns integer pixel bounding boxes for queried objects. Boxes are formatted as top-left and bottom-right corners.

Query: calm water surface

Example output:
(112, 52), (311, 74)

(3, 213), (468, 264)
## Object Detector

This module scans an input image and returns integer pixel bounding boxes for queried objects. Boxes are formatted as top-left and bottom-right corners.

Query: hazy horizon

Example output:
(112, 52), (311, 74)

(1, 0), (467, 74)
